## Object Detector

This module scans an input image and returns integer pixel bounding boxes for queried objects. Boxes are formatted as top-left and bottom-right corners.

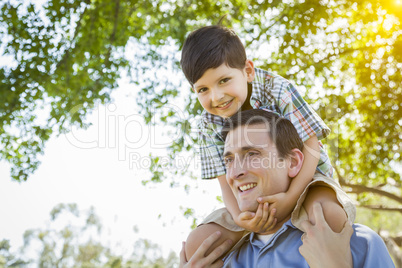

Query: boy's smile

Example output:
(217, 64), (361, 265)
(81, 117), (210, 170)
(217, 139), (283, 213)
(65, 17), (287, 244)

(193, 60), (255, 118)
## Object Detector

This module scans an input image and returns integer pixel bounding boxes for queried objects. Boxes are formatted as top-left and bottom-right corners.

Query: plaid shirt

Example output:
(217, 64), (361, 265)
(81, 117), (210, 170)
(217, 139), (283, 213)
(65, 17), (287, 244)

(197, 68), (333, 179)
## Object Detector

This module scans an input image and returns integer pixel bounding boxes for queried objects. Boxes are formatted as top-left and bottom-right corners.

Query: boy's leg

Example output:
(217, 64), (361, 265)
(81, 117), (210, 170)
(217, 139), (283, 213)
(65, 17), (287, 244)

(302, 186), (347, 232)
(291, 173), (356, 233)
(185, 222), (244, 260)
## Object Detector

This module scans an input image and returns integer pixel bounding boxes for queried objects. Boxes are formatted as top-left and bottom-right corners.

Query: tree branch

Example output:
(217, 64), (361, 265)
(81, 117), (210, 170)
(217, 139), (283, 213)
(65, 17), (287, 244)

(110, 0), (120, 43)
(245, 13), (287, 47)
(298, 43), (387, 73)
(357, 204), (402, 213)
(55, 3), (89, 71)
(103, 0), (120, 67)
(335, 166), (402, 204)
(379, 233), (402, 267)
(393, 236), (402, 247)
(342, 183), (402, 204)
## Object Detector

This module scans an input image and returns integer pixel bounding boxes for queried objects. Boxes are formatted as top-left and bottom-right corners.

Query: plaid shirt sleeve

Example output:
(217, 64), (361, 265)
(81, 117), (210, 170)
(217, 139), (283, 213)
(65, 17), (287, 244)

(197, 119), (226, 180)
(274, 78), (330, 142)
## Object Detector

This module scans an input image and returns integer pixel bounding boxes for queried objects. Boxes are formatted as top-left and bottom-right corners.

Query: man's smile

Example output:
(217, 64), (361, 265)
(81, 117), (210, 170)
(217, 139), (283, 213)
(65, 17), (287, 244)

(238, 183), (257, 192)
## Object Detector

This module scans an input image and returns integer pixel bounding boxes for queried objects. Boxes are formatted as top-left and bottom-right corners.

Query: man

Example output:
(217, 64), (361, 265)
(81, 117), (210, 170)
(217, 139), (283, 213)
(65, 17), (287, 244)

(180, 109), (394, 268)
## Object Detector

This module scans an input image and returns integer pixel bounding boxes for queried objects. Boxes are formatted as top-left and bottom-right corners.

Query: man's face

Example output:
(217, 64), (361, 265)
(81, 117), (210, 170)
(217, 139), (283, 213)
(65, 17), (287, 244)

(192, 60), (254, 118)
(223, 123), (292, 212)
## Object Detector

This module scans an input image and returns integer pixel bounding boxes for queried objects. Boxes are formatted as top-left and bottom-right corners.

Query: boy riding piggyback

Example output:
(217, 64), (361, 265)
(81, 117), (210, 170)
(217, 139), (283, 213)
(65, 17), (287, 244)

(180, 24), (356, 261)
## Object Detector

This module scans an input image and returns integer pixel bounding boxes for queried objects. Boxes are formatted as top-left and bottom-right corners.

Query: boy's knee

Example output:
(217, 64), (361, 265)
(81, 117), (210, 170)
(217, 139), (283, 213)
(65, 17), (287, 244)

(185, 223), (243, 261)
(320, 198), (347, 232)
(304, 186), (347, 233)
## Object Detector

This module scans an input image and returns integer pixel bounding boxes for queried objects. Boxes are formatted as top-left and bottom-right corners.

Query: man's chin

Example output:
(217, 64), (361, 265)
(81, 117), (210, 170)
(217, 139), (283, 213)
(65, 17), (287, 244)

(239, 202), (259, 213)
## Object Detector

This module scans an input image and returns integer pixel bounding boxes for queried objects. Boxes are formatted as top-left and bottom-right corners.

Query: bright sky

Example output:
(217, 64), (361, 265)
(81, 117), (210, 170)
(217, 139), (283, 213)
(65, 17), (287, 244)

(0, 5), (222, 258)
(0, 78), (223, 261)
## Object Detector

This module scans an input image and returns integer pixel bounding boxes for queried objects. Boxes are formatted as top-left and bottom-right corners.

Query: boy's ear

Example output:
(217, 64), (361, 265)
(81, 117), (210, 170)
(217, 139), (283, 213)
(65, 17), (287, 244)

(245, 59), (255, 82)
(288, 149), (304, 178)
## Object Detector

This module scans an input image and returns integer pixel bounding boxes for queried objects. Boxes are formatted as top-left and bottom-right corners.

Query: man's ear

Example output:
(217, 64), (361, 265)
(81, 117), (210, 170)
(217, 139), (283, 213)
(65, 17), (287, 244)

(288, 149), (304, 178)
(245, 59), (255, 82)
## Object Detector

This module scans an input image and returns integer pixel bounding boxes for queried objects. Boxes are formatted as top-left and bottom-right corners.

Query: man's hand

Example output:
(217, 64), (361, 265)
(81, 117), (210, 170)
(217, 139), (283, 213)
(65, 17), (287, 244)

(179, 231), (233, 268)
(299, 202), (354, 268)
(257, 192), (295, 222)
(235, 202), (277, 233)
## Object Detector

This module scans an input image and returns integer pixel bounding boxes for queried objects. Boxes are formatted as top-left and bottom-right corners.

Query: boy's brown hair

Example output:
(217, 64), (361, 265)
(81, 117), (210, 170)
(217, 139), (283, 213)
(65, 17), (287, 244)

(180, 25), (247, 86)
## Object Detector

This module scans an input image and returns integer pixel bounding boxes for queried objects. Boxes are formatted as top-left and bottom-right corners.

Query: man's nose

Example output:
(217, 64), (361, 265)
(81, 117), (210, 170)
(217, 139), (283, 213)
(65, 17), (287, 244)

(229, 156), (247, 179)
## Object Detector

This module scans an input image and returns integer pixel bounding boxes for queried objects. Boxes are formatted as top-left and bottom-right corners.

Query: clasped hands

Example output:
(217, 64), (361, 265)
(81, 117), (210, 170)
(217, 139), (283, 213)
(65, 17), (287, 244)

(179, 192), (288, 268)
(180, 193), (353, 268)
(235, 192), (291, 233)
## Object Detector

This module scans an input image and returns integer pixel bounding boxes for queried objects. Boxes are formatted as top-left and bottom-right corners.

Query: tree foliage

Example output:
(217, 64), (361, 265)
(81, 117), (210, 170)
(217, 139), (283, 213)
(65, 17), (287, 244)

(0, 239), (28, 267)
(0, 0), (133, 181)
(138, 0), (402, 240)
(1, 0), (401, 263)
(4, 203), (178, 267)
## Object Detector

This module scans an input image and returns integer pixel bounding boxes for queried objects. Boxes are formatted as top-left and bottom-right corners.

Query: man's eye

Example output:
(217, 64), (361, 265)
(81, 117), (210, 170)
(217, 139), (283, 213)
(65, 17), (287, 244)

(224, 157), (233, 166)
(247, 151), (259, 157)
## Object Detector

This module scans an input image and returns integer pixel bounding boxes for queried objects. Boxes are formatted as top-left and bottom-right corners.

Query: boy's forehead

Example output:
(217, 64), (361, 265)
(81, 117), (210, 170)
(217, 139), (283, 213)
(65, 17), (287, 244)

(193, 63), (236, 87)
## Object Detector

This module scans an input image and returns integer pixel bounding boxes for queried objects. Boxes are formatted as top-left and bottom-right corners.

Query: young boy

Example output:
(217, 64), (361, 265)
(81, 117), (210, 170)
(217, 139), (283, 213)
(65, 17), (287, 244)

(180, 24), (356, 260)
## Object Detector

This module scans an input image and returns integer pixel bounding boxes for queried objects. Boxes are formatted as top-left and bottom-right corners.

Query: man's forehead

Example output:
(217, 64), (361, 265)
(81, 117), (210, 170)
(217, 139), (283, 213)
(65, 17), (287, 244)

(224, 124), (271, 152)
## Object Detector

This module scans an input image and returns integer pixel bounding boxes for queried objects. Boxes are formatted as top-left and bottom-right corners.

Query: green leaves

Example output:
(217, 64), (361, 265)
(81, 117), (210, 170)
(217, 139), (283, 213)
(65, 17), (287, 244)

(129, 0), (402, 247)
(17, 203), (178, 267)
(0, 0), (132, 180)
(0, 1), (401, 258)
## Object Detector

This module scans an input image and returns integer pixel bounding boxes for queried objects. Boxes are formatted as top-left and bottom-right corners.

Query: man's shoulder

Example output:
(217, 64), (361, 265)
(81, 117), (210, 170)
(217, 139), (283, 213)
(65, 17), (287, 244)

(351, 224), (395, 266)
(353, 223), (385, 244)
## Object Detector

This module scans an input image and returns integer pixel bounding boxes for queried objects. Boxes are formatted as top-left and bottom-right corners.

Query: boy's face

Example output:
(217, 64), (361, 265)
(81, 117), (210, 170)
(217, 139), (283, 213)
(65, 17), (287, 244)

(193, 60), (255, 118)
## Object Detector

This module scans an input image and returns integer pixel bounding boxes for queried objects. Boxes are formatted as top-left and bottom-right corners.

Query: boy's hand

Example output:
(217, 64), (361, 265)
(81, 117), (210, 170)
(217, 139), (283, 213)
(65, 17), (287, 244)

(257, 192), (295, 222)
(235, 202), (277, 233)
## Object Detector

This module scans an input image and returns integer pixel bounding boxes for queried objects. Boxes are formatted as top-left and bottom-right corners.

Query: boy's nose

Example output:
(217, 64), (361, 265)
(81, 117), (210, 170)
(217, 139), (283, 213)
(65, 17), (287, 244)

(211, 88), (224, 103)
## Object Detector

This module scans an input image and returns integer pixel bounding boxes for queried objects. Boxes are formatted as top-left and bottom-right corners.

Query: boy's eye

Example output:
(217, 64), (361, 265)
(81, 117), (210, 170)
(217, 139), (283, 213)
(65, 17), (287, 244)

(219, 78), (230, 84)
(197, 87), (208, 93)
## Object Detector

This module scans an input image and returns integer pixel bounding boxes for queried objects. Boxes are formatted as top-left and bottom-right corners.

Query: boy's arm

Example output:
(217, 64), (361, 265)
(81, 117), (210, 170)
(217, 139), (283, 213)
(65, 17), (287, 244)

(258, 134), (320, 221)
(217, 175), (241, 218)
(217, 175), (277, 232)
(286, 134), (321, 208)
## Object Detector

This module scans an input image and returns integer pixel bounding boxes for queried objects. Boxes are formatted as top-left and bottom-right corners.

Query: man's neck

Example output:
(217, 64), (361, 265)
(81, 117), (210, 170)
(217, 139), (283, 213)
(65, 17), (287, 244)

(256, 233), (274, 244)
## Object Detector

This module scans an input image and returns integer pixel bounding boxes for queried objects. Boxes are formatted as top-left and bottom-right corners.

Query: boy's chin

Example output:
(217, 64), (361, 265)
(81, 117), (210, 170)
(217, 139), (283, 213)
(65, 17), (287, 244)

(220, 111), (239, 119)
(220, 114), (232, 119)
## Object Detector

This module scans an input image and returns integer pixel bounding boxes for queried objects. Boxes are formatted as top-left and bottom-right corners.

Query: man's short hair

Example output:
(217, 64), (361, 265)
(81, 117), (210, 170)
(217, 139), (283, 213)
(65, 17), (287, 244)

(221, 109), (304, 158)
(180, 25), (247, 86)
